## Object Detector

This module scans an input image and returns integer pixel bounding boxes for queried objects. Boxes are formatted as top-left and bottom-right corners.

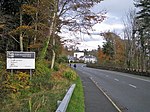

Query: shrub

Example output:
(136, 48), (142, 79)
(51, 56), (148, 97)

(53, 63), (59, 71)
(0, 60), (5, 79)
(0, 61), (78, 111)
(35, 60), (51, 76)
(63, 69), (77, 81)
(0, 72), (30, 100)
(57, 55), (68, 64)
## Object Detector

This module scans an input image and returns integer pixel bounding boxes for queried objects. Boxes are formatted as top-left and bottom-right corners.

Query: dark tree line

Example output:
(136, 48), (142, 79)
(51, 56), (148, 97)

(0, 0), (105, 68)
(97, 0), (150, 74)
(124, 0), (150, 72)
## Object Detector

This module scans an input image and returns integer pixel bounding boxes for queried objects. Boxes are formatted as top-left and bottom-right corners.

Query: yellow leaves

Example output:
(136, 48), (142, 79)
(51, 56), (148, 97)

(98, 48), (110, 63)
(9, 25), (34, 36)
(51, 64), (77, 81)
(0, 72), (30, 96)
(8, 83), (18, 93)
(13, 72), (30, 90)
(63, 68), (77, 81)
(111, 35), (125, 63)
(15, 72), (30, 82)
(22, 4), (37, 16)
(28, 43), (42, 49)
(100, 32), (126, 65)
(17, 25), (32, 31)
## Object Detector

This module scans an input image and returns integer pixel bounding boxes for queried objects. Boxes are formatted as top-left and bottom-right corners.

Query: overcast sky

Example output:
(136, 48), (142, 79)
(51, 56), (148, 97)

(61, 0), (136, 51)
(75, 0), (135, 51)
(92, 0), (135, 32)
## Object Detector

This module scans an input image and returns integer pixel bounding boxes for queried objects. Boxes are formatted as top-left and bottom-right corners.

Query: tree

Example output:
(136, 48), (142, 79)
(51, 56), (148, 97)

(97, 45), (108, 64)
(39, 0), (106, 68)
(0, 0), (106, 69)
(0, 0), (22, 52)
(1, 0), (37, 51)
(101, 32), (125, 67)
(123, 9), (138, 70)
(135, 0), (150, 72)
(102, 40), (114, 59)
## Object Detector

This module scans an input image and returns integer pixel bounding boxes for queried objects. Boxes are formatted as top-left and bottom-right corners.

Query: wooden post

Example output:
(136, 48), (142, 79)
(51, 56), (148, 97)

(11, 69), (13, 75)
(30, 69), (32, 80)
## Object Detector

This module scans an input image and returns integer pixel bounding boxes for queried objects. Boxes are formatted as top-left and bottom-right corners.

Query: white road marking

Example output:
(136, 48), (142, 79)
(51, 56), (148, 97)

(114, 78), (119, 81)
(129, 84), (137, 88)
(97, 69), (150, 83)
(90, 77), (122, 112)
(122, 75), (150, 83)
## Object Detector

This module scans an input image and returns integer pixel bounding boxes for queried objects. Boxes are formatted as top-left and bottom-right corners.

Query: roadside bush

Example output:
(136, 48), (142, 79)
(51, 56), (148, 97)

(0, 72), (30, 100)
(57, 55), (68, 64)
(0, 61), (79, 112)
(30, 61), (52, 93)
(35, 60), (51, 76)
(53, 63), (59, 71)
(63, 69), (77, 81)
(0, 60), (5, 79)
(30, 73), (52, 93)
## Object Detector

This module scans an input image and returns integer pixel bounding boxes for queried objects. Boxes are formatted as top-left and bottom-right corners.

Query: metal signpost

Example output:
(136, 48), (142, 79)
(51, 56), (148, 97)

(7, 51), (35, 79)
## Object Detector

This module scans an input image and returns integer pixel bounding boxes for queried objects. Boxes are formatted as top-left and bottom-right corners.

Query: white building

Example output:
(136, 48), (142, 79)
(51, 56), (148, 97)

(74, 52), (84, 59)
(84, 55), (97, 63)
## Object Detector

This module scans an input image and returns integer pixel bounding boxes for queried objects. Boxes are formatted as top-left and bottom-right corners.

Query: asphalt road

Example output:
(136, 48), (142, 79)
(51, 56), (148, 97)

(75, 64), (150, 112)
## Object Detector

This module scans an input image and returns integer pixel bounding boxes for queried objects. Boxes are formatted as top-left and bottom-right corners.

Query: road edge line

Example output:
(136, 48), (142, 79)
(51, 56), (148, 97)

(90, 77), (122, 112)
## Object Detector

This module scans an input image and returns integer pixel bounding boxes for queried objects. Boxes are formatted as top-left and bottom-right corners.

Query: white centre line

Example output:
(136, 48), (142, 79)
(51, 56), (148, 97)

(114, 78), (119, 81)
(129, 84), (137, 88)
(97, 69), (150, 83)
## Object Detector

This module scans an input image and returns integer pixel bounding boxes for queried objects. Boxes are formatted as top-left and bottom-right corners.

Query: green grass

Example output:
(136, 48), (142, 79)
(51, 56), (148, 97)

(0, 63), (84, 112)
(0, 62), (70, 112)
(66, 76), (85, 112)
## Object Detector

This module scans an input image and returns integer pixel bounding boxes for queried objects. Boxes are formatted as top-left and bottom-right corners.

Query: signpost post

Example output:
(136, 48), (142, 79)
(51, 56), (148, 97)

(7, 51), (35, 79)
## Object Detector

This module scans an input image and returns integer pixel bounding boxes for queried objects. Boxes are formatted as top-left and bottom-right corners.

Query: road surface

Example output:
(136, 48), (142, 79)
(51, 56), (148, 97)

(75, 64), (150, 112)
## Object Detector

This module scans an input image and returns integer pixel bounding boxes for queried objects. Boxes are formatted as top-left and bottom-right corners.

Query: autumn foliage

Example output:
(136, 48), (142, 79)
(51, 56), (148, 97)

(97, 32), (125, 67)
(98, 46), (110, 64)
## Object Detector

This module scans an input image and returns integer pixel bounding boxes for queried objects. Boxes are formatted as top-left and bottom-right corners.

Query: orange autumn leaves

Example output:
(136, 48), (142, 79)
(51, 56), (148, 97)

(98, 47), (109, 63)
(98, 32), (125, 66)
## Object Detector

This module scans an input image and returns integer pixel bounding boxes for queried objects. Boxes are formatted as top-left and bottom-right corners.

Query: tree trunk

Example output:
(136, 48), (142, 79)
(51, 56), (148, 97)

(38, 11), (56, 60)
(34, 12), (38, 44)
(20, 8), (23, 51)
(50, 18), (57, 69)
(51, 38), (56, 69)
(34, 0), (39, 44)
(50, 0), (59, 69)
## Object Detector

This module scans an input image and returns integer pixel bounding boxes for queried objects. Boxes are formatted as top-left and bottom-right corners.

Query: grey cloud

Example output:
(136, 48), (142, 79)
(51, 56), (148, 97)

(92, 0), (135, 17)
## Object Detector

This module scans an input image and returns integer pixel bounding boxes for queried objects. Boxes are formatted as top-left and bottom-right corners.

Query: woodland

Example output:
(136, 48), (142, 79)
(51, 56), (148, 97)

(0, 0), (104, 111)
(0, 0), (149, 111)
(96, 0), (150, 75)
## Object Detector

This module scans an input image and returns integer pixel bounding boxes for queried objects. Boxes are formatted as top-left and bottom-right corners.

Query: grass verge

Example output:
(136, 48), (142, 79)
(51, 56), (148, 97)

(66, 76), (85, 112)
(0, 63), (74, 112)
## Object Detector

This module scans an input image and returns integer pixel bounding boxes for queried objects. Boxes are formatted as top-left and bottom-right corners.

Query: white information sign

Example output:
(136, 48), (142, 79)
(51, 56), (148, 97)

(7, 51), (35, 69)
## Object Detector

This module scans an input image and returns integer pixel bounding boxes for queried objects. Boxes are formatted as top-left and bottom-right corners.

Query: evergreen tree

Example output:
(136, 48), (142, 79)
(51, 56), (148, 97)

(102, 39), (114, 59)
(135, 0), (150, 71)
